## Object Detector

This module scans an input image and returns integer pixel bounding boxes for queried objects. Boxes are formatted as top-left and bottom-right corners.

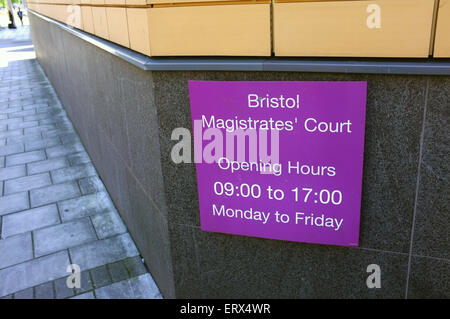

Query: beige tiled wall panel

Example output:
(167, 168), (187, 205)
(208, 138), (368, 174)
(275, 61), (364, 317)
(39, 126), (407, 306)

(434, 0), (450, 57)
(106, 7), (130, 47)
(81, 6), (95, 34)
(92, 6), (109, 40)
(148, 4), (271, 56)
(273, 0), (436, 57)
(126, 8), (151, 56)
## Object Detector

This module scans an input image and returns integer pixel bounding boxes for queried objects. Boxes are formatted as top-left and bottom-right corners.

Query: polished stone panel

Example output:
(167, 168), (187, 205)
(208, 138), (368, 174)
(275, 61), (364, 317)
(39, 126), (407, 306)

(407, 256), (450, 299)
(412, 77), (450, 260)
(183, 225), (408, 298)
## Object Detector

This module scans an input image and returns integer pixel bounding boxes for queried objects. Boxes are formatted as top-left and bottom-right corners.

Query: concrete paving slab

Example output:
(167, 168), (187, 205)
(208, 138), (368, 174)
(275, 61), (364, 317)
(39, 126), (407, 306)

(2, 204), (60, 238)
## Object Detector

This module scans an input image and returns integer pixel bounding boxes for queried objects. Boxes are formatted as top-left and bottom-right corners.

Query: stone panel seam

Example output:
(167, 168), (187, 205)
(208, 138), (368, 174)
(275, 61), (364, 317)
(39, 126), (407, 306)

(405, 78), (429, 299)
(411, 253), (450, 263)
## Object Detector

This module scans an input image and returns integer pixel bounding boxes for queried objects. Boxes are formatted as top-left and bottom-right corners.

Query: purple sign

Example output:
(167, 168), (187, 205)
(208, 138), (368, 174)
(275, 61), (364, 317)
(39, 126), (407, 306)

(188, 81), (367, 246)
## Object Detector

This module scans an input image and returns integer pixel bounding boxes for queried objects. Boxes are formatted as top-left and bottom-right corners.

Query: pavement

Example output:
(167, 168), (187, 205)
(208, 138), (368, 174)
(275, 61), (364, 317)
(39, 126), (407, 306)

(0, 25), (162, 299)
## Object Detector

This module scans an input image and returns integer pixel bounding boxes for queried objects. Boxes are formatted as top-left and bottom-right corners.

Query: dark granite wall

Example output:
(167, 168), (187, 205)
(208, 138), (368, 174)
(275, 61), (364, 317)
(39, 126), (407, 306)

(29, 14), (449, 298)
(29, 15), (176, 298)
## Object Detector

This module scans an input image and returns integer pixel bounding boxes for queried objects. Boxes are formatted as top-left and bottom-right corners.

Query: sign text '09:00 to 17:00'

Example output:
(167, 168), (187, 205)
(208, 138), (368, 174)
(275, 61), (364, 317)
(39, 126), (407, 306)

(213, 181), (343, 205)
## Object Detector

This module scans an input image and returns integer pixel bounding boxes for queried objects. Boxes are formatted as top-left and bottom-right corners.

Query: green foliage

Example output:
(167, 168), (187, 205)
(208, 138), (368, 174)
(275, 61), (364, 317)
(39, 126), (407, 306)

(1, 0), (23, 9)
